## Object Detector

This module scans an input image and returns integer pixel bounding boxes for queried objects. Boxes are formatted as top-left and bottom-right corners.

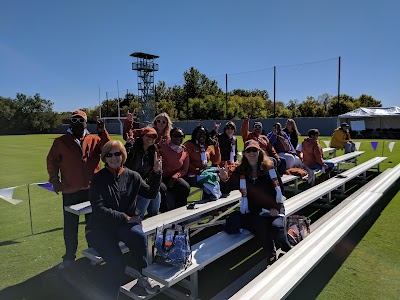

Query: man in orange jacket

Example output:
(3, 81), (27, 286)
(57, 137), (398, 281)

(47, 110), (110, 270)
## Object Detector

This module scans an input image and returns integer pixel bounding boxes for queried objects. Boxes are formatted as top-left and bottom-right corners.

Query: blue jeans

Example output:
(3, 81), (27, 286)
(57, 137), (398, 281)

(136, 192), (161, 219)
(308, 161), (335, 171)
(86, 223), (148, 300)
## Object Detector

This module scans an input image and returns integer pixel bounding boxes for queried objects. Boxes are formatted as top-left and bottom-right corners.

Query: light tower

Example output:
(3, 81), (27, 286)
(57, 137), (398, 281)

(130, 52), (159, 127)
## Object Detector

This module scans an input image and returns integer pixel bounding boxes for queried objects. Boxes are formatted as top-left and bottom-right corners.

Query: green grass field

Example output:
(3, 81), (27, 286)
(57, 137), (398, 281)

(0, 134), (399, 298)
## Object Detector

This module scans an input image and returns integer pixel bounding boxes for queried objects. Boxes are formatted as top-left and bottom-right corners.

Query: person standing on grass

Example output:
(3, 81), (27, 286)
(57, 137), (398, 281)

(86, 140), (162, 298)
(47, 110), (110, 270)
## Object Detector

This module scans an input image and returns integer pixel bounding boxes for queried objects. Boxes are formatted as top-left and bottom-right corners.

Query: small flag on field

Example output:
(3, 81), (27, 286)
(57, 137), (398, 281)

(371, 141), (378, 152)
(323, 140), (330, 148)
(0, 187), (23, 205)
(354, 142), (361, 151)
(36, 182), (55, 193)
(388, 142), (396, 152)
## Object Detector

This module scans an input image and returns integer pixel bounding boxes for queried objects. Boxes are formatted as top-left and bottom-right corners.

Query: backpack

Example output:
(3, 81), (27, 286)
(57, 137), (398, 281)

(286, 215), (311, 246)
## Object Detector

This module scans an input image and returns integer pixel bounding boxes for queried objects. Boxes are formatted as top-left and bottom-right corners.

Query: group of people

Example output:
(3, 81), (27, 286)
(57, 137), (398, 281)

(47, 109), (355, 299)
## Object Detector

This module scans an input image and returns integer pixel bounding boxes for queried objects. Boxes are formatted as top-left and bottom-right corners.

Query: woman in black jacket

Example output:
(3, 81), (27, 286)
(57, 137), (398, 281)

(219, 140), (291, 264)
(86, 140), (162, 299)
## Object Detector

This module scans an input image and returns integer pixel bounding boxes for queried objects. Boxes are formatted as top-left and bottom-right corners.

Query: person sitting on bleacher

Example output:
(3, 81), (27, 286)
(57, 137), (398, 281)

(219, 140), (292, 265)
(210, 121), (239, 165)
(184, 125), (221, 185)
(86, 140), (162, 298)
(330, 122), (356, 154)
(266, 122), (301, 169)
(158, 127), (190, 210)
(124, 127), (162, 219)
(241, 116), (286, 175)
(302, 129), (335, 181)
(283, 118), (301, 149)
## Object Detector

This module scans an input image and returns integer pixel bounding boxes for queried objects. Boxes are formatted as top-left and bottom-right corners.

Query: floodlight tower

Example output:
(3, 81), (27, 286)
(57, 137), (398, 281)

(130, 52), (159, 127)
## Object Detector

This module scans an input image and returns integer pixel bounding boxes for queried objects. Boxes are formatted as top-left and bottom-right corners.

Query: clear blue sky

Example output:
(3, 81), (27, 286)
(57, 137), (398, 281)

(1, 0), (399, 112)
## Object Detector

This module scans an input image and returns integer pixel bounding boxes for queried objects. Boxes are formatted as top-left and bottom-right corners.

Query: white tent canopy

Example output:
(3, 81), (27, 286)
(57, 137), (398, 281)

(339, 107), (400, 130)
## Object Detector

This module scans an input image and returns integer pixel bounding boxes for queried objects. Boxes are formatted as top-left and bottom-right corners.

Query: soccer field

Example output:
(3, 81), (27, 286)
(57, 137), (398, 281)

(0, 134), (399, 299)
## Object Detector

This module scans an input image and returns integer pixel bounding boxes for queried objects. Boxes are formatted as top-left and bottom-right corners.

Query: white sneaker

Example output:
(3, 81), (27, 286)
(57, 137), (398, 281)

(137, 276), (160, 295)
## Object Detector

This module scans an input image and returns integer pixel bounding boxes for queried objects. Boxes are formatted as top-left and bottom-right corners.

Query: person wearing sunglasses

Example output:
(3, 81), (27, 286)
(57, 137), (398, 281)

(86, 140), (162, 297)
(123, 112), (172, 148)
(218, 140), (291, 265)
(184, 125), (221, 183)
(46, 109), (110, 270)
(158, 127), (190, 210)
(124, 127), (162, 219)
(240, 116), (286, 175)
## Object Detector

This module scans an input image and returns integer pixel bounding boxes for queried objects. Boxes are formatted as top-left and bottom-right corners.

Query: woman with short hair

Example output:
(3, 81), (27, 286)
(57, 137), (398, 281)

(86, 140), (162, 298)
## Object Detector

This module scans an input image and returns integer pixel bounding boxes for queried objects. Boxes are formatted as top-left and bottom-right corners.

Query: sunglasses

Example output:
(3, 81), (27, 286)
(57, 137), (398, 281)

(146, 134), (157, 139)
(156, 119), (167, 124)
(254, 125), (262, 129)
(172, 134), (184, 138)
(71, 118), (86, 124)
(105, 151), (122, 158)
(245, 148), (259, 153)
(225, 126), (235, 130)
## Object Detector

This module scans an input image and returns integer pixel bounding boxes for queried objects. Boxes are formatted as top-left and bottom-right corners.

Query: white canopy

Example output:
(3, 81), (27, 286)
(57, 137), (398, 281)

(339, 107), (400, 130)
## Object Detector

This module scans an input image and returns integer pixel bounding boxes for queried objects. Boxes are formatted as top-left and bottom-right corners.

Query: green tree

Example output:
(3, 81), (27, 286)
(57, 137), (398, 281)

(355, 94), (382, 108)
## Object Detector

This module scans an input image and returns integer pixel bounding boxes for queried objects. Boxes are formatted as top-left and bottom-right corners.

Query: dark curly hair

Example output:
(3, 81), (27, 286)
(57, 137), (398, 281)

(190, 125), (214, 146)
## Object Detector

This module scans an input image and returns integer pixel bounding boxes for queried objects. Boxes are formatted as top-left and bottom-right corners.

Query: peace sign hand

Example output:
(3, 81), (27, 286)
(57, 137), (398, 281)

(218, 161), (229, 181)
(153, 151), (162, 173)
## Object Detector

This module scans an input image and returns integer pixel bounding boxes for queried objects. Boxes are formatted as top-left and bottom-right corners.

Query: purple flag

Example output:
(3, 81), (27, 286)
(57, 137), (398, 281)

(37, 182), (55, 193)
(370, 141), (378, 152)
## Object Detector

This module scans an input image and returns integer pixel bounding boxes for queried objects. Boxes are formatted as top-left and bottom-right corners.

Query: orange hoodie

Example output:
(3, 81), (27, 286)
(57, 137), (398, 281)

(183, 141), (221, 174)
(301, 137), (324, 167)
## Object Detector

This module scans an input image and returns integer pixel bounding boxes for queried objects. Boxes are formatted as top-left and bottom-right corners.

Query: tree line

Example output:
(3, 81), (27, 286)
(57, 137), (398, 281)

(0, 67), (382, 134)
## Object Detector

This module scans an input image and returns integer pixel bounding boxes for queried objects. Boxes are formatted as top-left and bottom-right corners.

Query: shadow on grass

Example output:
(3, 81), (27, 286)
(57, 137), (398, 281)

(33, 226), (63, 236)
(286, 180), (400, 300)
(0, 258), (113, 300)
(0, 240), (20, 247)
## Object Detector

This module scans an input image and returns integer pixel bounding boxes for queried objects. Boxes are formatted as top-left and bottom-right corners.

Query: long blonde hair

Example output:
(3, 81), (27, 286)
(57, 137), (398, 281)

(153, 112), (172, 137)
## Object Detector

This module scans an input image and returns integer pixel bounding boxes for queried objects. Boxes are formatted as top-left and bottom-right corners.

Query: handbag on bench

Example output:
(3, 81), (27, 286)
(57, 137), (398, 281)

(286, 215), (311, 246)
(154, 224), (192, 269)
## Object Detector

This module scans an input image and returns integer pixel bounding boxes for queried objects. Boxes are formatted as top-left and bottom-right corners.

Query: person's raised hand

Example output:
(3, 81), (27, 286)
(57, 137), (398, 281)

(153, 151), (162, 173)
(218, 161), (229, 181)
(96, 116), (104, 134)
(126, 131), (135, 145)
(214, 122), (221, 132)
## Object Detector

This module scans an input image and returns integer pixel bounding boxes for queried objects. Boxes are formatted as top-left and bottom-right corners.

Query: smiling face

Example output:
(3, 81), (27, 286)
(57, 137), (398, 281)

(142, 134), (156, 149)
(105, 146), (123, 169)
(155, 117), (167, 132)
(244, 147), (260, 166)
(171, 129), (185, 146)
(225, 125), (235, 138)
(196, 128), (207, 144)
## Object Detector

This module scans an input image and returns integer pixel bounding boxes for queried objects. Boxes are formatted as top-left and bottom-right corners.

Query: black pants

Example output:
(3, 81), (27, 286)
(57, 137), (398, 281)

(240, 213), (291, 258)
(86, 224), (147, 300)
(161, 177), (191, 210)
(62, 190), (90, 261)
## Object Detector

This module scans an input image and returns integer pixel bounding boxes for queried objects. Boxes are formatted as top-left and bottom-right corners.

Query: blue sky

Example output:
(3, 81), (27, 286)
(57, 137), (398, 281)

(1, 0), (399, 112)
